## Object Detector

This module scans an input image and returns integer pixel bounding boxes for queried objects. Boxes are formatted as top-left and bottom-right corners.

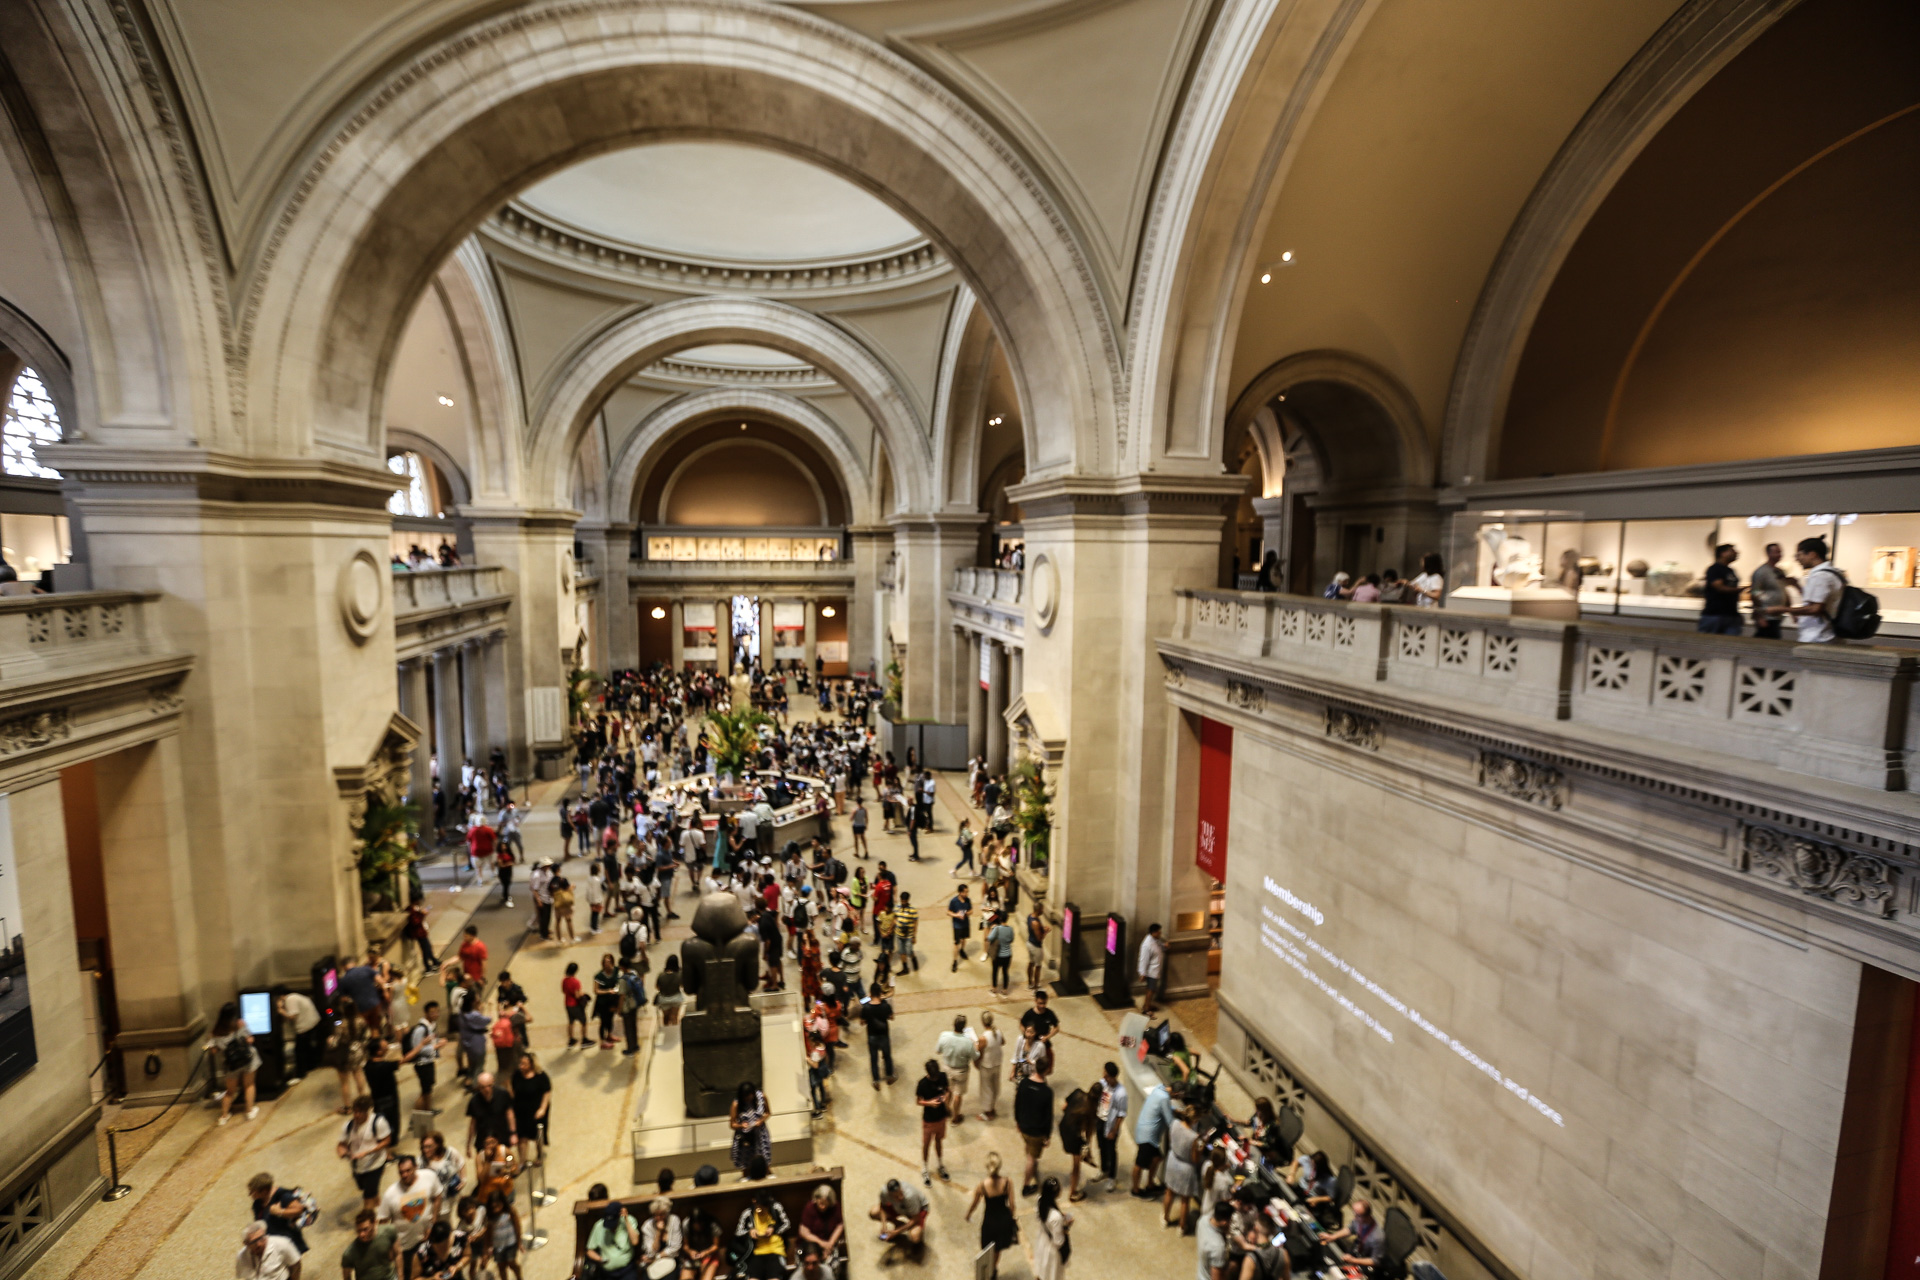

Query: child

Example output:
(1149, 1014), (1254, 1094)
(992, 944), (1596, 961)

(484, 1188), (524, 1280)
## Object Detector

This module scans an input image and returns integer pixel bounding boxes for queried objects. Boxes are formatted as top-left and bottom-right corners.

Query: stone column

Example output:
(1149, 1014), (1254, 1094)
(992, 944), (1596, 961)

(578, 522), (635, 673)
(1252, 496), (1288, 583)
(967, 631), (988, 762)
(847, 525), (891, 678)
(433, 649), (464, 790)
(670, 600), (685, 670)
(400, 658), (432, 808)
(803, 598), (818, 670)
(467, 507), (579, 780)
(1009, 645), (1024, 700)
(93, 739), (205, 1102)
(888, 512), (985, 722)
(716, 600), (732, 675)
(483, 633), (511, 766)
(760, 598), (775, 672)
(461, 638), (489, 767)
(985, 639), (1010, 775)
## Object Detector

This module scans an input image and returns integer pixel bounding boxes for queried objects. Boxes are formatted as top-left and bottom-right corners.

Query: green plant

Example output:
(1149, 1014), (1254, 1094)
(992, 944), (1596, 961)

(355, 800), (420, 912)
(1011, 755), (1054, 872)
(883, 658), (904, 711)
(566, 666), (599, 724)
(702, 705), (773, 777)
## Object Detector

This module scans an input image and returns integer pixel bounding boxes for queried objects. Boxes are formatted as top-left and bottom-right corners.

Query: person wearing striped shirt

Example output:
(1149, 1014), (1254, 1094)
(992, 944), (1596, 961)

(893, 893), (920, 972)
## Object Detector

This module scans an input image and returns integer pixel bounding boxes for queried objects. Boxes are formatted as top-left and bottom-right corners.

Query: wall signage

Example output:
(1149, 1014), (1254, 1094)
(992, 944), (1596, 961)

(1196, 718), (1232, 881)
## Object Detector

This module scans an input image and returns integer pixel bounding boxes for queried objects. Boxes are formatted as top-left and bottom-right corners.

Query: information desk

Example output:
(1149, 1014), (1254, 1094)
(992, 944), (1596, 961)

(651, 772), (833, 847)
(573, 1166), (846, 1270)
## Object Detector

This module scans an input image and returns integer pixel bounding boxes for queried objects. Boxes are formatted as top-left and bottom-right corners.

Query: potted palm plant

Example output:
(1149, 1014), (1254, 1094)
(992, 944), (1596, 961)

(702, 705), (774, 779)
(355, 800), (421, 913)
(1011, 756), (1054, 874)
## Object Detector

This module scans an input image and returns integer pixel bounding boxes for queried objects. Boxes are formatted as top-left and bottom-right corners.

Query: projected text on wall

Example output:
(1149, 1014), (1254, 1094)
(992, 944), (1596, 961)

(1259, 876), (1564, 1127)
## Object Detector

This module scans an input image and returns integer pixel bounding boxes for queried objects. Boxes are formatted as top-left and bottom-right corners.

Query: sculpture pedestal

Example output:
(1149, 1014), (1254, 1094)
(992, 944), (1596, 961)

(630, 993), (814, 1185)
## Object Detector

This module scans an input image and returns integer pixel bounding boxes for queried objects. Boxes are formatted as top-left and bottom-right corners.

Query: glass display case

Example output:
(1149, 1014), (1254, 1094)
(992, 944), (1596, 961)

(1448, 508), (1920, 634)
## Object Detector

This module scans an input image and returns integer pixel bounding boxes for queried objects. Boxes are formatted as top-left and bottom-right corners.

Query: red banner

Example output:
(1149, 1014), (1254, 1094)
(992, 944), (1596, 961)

(1196, 717), (1232, 882)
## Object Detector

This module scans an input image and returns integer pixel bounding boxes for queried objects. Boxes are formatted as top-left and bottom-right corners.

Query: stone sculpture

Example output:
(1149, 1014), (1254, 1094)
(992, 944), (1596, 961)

(679, 891), (764, 1118)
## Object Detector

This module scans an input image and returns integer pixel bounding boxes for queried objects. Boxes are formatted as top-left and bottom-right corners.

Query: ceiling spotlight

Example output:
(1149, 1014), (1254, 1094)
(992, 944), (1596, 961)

(988, 415), (1004, 426)
(740, 422), (748, 430)
(821, 606), (836, 618)
(437, 395), (455, 407)
(1259, 273), (1271, 284)
(1281, 251), (1293, 263)
(1258, 251), (1298, 283)
(650, 606), (666, 619)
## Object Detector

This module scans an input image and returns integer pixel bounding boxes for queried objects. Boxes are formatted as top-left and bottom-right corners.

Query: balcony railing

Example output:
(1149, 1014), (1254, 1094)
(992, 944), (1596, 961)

(952, 566), (1023, 605)
(0, 590), (168, 684)
(392, 565), (507, 616)
(1169, 590), (1917, 791)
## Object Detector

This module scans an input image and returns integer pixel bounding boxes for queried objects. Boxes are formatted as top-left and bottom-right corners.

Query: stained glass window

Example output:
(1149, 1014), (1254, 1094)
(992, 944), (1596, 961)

(2, 368), (62, 479)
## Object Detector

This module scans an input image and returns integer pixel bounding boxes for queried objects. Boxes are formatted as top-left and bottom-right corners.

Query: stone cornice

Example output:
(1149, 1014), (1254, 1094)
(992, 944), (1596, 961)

(1008, 473), (1250, 522)
(44, 449), (397, 511)
(486, 204), (951, 297)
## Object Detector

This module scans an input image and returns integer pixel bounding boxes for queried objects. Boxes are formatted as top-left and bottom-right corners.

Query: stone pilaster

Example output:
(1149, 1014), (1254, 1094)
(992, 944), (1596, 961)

(578, 522), (635, 672)
(985, 638), (1009, 774)
(847, 525), (890, 679)
(400, 657), (431, 809)
(54, 450), (402, 987)
(967, 631), (987, 762)
(1004, 474), (1246, 932)
(433, 649), (464, 785)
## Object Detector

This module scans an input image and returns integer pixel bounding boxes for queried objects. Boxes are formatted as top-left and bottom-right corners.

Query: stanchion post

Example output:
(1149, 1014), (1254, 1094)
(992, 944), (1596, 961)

(523, 1163), (549, 1250)
(102, 1130), (132, 1201)
(531, 1158), (557, 1208)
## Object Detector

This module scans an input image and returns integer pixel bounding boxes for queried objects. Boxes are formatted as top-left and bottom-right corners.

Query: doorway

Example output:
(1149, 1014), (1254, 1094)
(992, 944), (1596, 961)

(730, 595), (760, 669)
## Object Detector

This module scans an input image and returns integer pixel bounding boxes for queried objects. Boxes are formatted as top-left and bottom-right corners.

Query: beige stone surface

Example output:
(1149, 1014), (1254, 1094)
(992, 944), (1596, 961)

(1219, 731), (1859, 1280)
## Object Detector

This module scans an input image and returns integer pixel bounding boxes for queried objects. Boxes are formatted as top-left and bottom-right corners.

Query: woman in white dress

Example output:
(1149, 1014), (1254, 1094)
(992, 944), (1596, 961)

(1030, 1176), (1073, 1280)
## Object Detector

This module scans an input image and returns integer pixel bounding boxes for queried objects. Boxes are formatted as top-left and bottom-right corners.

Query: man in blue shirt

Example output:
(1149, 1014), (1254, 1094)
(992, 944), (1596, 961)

(1131, 1081), (1174, 1198)
(1096, 1061), (1128, 1192)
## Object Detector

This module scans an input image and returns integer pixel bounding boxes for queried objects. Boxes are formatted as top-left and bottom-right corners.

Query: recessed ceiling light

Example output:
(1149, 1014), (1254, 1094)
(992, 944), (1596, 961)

(437, 395), (454, 407)
(1259, 273), (1271, 284)
(740, 422), (748, 430)
(651, 606), (666, 619)
(821, 606), (836, 618)
(1280, 251), (1293, 263)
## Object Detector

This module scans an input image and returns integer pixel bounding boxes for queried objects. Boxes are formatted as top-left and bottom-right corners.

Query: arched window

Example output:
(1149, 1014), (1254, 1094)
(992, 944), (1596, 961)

(3, 368), (62, 479)
(386, 451), (430, 517)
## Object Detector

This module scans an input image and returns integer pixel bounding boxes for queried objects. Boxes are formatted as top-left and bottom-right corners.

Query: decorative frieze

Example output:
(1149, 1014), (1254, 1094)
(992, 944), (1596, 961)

(1162, 660), (1186, 689)
(1741, 824), (1897, 918)
(1226, 680), (1266, 712)
(1323, 706), (1381, 751)
(1477, 751), (1567, 810)
(0, 709), (70, 755)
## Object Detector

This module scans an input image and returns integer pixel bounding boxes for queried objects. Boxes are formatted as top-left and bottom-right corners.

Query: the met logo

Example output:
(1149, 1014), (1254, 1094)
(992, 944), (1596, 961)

(1198, 819), (1217, 855)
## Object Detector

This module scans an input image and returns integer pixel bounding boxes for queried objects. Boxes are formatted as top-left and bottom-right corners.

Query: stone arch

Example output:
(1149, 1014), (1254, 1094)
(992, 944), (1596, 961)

(1440, 0), (1794, 485)
(385, 427), (471, 508)
(657, 438), (830, 527)
(239, 1), (1118, 486)
(931, 287), (1000, 512)
(608, 385), (871, 527)
(1119, 0), (1372, 475)
(430, 243), (526, 505)
(539, 295), (925, 514)
(1226, 350), (1430, 492)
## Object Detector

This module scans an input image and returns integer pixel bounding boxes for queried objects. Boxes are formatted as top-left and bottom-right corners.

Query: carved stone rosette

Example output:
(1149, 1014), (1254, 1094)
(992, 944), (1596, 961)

(1226, 679), (1266, 712)
(1741, 824), (1897, 917)
(1476, 750), (1567, 810)
(1323, 706), (1382, 751)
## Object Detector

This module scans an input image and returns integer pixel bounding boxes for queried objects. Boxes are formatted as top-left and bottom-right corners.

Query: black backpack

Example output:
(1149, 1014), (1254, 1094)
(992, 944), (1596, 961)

(618, 926), (640, 959)
(1832, 581), (1881, 640)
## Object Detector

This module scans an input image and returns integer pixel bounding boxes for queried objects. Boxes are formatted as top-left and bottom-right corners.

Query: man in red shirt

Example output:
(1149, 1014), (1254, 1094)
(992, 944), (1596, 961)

(467, 819), (496, 874)
(561, 961), (586, 1049)
(871, 864), (895, 944)
(495, 842), (516, 909)
(457, 925), (488, 986)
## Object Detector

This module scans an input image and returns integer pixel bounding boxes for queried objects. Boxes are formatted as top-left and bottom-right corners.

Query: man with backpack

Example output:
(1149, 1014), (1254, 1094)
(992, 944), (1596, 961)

(1786, 536), (1880, 642)
(618, 956), (647, 1055)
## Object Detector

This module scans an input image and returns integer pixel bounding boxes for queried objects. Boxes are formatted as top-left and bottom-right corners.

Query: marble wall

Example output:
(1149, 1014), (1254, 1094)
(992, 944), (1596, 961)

(1217, 730), (1861, 1280)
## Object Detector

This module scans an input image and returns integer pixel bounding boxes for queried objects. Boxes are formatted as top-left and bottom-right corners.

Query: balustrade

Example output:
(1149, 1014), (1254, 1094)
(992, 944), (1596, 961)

(0, 591), (165, 682)
(1171, 589), (1916, 791)
(951, 566), (1023, 604)
(392, 565), (508, 615)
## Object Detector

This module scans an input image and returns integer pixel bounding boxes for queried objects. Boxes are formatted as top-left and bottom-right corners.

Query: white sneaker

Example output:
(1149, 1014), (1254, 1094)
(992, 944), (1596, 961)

(217, 1115), (229, 1126)
(246, 1106), (259, 1121)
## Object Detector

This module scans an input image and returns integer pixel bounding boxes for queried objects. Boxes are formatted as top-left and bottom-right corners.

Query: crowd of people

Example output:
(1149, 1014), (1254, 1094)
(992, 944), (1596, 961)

(228, 657), (1396, 1280)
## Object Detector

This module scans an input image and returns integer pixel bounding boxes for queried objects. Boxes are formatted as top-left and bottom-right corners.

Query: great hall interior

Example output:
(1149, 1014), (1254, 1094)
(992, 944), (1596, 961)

(0, 1), (1916, 1278)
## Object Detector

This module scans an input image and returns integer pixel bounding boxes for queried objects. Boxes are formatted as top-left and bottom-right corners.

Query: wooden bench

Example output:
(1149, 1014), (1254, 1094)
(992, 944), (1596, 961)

(573, 1167), (847, 1273)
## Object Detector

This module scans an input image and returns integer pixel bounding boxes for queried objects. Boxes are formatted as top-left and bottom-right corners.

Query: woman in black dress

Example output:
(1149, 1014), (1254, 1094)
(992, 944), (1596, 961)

(964, 1150), (1018, 1277)
(510, 1051), (551, 1168)
(591, 954), (621, 1049)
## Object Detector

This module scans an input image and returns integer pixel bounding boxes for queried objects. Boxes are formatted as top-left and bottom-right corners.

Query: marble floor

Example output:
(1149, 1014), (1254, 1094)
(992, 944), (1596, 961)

(28, 688), (1247, 1280)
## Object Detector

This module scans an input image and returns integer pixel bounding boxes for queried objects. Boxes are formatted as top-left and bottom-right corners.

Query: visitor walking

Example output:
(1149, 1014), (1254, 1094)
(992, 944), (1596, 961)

(965, 1151), (1019, 1279)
